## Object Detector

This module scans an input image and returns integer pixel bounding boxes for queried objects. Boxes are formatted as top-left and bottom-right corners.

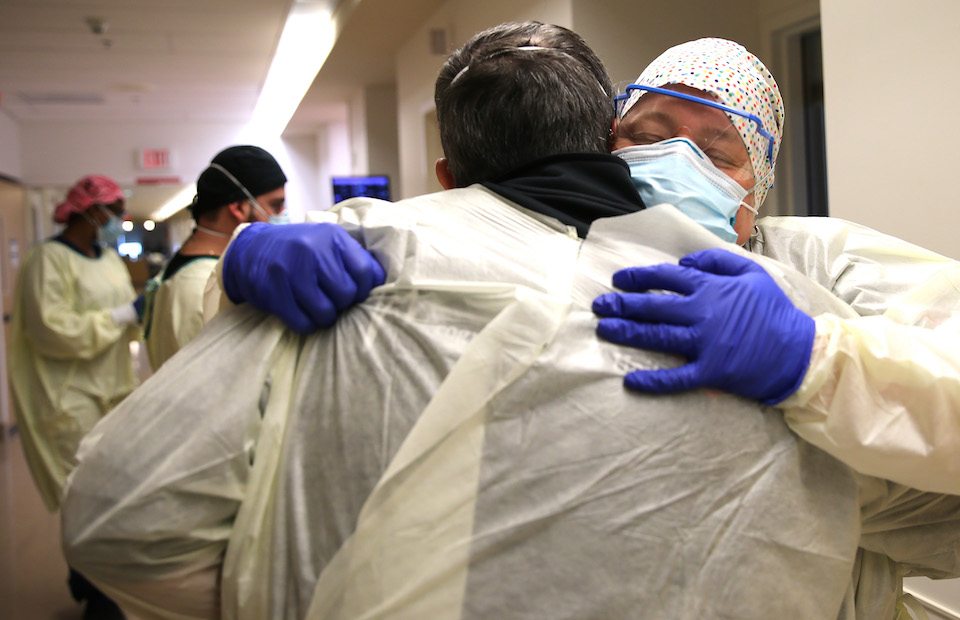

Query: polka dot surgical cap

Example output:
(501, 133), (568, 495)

(620, 38), (784, 207)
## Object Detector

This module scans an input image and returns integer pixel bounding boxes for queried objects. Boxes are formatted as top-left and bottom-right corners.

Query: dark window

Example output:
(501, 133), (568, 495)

(332, 175), (391, 204)
(800, 30), (828, 216)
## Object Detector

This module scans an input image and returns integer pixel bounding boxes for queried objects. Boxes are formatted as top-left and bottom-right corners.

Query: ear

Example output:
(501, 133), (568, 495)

(225, 201), (247, 223)
(608, 118), (619, 152)
(435, 158), (456, 190)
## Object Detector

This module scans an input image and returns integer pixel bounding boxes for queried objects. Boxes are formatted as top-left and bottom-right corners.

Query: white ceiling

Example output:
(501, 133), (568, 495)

(0, 0), (445, 217)
(0, 0), (446, 126)
(288, 0), (448, 132)
(0, 0), (301, 124)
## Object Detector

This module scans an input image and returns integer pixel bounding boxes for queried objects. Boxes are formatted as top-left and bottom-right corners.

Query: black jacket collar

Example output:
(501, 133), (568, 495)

(481, 153), (645, 238)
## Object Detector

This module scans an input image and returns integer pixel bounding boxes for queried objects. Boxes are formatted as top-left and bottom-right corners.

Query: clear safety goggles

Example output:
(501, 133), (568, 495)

(615, 84), (775, 167)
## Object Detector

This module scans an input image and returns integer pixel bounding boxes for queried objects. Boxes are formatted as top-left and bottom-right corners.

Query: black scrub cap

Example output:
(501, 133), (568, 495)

(189, 145), (287, 218)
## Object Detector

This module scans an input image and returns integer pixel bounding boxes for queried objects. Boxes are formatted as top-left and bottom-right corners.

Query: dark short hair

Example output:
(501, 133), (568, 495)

(434, 22), (614, 187)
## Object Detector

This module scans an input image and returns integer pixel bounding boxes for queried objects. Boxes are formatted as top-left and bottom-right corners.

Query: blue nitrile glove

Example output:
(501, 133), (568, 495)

(133, 293), (146, 322)
(592, 248), (815, 404)
(223, 222), (386, 333)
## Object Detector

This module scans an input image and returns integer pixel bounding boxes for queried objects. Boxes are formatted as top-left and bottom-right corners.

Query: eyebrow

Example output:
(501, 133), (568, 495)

(702, 129), (742, 146)
(627, 109), (742, 145)
(622, 109), (672, 129)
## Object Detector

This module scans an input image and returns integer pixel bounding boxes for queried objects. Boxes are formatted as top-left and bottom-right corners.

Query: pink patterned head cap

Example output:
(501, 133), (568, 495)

(53, 174), (125, 223)
(620, 38), (784, 206)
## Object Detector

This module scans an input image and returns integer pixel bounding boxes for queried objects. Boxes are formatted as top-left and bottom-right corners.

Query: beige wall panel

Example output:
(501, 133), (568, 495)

(396, 0), (574, 199)
(572, 0), (762, 89)
(821, 0), (960, 259)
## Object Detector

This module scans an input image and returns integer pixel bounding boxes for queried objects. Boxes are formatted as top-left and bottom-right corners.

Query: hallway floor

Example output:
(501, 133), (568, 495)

(0, 426), (83, 620)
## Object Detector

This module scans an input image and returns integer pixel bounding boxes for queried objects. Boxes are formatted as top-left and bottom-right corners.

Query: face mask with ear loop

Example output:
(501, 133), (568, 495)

(267, 211), (290, 225)
(189, 193), (232, 239)
(208, 162), (289, 225)
(83, 205), (126, 246)
(613, 138), (768, 244)
(614, 84), (778, 242)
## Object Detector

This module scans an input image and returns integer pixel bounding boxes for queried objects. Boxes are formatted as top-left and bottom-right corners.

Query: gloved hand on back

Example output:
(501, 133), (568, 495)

(132, 293), (146, 321)
(223, 222), (386, 334)
(592, 248), (815, 405)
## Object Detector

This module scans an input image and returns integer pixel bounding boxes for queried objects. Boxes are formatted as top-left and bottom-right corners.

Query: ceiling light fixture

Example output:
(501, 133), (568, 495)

(85, 16), (108, 36)
(153, 3), (336, 220)
(241, 3), (336, 142)
(150, 184), (196, 222)
(84, 16), (112, 49)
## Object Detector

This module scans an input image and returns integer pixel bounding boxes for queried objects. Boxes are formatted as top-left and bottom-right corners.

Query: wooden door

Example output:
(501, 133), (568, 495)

(0, 178), (26, 432)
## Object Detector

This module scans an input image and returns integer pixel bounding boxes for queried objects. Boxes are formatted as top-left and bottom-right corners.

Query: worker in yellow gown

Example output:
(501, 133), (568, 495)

(9, 174), (139, 512)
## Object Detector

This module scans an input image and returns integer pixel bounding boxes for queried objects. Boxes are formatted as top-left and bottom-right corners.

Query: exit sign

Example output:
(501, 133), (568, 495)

(137, 148), (171, 170)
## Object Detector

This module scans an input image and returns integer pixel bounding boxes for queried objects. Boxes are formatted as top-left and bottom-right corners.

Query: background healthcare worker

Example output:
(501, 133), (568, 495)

(142, 145), (287, 370)
(9, 173), (139, 511)
(593, 37), (960, 620)
(9, 173), (137, 618)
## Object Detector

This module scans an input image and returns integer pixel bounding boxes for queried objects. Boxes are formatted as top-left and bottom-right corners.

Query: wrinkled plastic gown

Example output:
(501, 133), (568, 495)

(749, 216), (960, 619)
(748, 217), (960, 496)
(61, 193), (952, 620)
(749, 216), (958, 323)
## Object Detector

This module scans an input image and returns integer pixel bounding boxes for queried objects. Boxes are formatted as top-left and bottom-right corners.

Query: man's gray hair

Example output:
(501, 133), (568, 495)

(434, 22), (614, 187)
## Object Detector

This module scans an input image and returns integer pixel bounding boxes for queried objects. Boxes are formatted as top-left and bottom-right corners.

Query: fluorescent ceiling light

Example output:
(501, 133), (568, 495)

(151, 184), (196, 221)
(157, 3), (335, 219)
(245, 4), (336, 141)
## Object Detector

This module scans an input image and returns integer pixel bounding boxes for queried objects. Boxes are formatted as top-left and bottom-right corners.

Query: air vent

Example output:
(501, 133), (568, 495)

(429, 28), (447, 56)
(17, 91), (104, 105)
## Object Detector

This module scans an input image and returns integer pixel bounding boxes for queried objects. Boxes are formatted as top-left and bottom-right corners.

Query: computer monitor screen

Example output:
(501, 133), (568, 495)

(332, 175), (390, 204)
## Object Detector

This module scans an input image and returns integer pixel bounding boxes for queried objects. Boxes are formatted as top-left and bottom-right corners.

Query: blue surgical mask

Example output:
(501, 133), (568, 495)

(86, 206), (125, 246)
(98, 216), (124, 245)
(247, 199), (289, 225)
(267, 211), (290, 225)
(613, 138), (757, 244)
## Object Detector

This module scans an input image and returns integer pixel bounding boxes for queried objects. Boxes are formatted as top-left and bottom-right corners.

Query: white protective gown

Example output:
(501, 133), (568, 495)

(143, 256), (218, 371)
(62, 199), (960, 620)
(9, 239), (138, 511)
(747, 216), (960, 495)
(748, 216), (960, 619)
